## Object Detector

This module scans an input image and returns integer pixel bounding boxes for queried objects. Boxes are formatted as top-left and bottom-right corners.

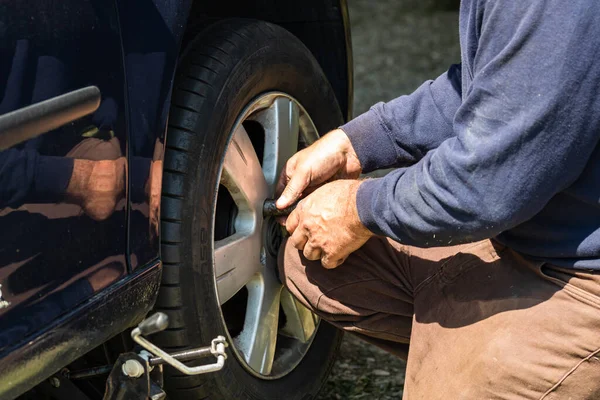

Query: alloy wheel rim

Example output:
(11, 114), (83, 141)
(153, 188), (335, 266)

(212, 92), (320, 379)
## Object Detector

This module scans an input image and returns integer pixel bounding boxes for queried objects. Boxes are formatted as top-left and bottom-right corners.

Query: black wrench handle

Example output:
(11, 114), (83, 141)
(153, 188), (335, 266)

(263, 199), (298, 217)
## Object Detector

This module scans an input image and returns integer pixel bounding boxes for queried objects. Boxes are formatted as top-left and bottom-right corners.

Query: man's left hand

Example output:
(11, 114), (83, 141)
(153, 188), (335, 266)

(284, 180), (373, 269)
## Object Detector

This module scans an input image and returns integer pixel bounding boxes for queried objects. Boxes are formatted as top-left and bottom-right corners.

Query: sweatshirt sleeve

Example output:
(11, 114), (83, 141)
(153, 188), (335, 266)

(341, 63), (462, 173)
(355, 0), (600, 246)
(0, 149), (74, 208)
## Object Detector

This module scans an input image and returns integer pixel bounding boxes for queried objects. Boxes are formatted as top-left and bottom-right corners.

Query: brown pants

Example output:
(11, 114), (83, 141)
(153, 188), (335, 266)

(279, 237), (600, 399)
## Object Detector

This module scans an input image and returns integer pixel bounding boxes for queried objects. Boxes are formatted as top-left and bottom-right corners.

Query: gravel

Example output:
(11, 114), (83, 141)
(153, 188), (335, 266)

(317, 1), (460, 398)
(349, 0), (460, 115)
(318, 335), (407, 399)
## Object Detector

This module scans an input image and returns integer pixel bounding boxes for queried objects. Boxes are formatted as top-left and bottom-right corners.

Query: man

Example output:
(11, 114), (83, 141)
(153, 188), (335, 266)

(276, 1), (600, 398)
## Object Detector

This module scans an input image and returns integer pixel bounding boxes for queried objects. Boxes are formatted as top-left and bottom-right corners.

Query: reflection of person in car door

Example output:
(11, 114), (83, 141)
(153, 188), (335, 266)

(0, 138), (126, 221)
(0, 137), (161, 233)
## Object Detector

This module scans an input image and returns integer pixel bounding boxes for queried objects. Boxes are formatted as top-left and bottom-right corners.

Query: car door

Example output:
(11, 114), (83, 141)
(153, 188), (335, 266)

(0, 0), (129, 352)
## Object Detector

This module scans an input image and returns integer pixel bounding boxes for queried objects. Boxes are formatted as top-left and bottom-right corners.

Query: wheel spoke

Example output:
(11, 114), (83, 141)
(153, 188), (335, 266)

(222, 124), (269, 212)
(251, 97), (300, 190)
(280, 289), (317, 343)
(234, 271), (283, 375)
(214, 232), (262, 305)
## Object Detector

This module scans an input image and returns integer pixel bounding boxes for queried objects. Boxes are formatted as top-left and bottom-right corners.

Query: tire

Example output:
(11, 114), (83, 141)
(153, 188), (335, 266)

(157, 19), (344, 400)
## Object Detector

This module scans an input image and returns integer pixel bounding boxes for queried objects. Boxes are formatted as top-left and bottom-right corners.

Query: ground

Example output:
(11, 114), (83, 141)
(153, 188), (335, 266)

(317, 1), (460, 398)
(318, 335), (407, 400)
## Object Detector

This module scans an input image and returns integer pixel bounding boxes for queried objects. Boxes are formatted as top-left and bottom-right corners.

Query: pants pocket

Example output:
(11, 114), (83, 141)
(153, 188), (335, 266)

(543, 349), (600, 400)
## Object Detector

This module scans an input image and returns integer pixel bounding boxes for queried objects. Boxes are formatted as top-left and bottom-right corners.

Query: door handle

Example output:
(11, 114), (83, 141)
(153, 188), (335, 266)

(0, 86), (101, 150)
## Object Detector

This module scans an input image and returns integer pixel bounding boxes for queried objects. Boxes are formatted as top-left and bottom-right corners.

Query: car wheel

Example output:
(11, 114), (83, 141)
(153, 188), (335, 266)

(156, 19), (344, 399)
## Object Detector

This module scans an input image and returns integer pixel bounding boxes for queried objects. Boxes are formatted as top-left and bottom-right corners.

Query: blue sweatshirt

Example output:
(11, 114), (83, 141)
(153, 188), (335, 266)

(342, 0), (600, 269)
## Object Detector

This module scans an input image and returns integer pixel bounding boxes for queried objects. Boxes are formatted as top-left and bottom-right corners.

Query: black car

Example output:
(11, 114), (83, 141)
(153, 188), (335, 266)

(0, 1), (353, 398)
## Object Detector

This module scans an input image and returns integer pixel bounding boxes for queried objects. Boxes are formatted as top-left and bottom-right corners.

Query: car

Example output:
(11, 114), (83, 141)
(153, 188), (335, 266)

(0, 1), (353, 399)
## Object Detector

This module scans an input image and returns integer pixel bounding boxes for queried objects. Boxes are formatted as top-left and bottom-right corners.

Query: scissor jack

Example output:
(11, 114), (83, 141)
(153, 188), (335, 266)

(102, 312), (228, 400)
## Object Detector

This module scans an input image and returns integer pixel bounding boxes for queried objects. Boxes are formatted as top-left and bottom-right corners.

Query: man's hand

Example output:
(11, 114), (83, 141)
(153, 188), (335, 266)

(276, 129), (362, 209)
(285, 179), (373, 269)
(66, 157), (126, 221)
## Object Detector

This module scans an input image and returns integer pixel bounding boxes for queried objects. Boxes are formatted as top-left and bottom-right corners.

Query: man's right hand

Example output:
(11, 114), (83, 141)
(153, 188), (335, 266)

(276, 129), (362, 209)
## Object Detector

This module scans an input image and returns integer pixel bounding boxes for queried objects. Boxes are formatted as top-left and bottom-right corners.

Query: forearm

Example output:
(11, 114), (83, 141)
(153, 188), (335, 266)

(341, 64), (462, 172)
(0, 149), (73, 208)
(356, 118), (597, 248)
